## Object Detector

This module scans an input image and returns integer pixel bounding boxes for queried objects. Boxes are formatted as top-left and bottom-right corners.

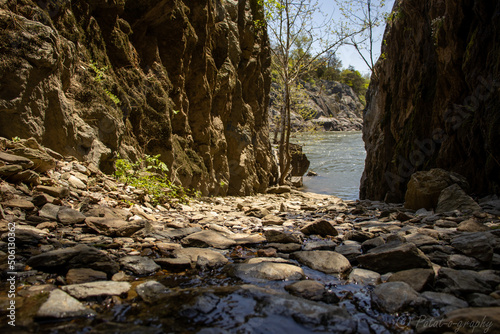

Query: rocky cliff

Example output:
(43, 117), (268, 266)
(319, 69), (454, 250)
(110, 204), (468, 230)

(269, 80), (363, 132)
(361, 0), (500, 202)
(0, 0), (278, 196)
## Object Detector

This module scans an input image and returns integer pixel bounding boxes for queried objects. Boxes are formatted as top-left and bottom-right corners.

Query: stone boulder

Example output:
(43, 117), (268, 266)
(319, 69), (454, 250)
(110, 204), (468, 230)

(436, 184), (481, 213)
(404, 169), (469, 210)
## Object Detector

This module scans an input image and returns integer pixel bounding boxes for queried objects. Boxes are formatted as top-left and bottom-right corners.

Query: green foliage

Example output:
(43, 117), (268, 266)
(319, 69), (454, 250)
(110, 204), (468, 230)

(114, 154), (191, 206)
(340, 66), (370, 99)
(89, 61), (121, 106)
(11, 136), (21, 143)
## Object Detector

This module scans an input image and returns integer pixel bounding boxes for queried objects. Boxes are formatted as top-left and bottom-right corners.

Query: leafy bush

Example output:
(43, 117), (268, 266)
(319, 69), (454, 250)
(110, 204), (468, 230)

(114, 154), (191, 205)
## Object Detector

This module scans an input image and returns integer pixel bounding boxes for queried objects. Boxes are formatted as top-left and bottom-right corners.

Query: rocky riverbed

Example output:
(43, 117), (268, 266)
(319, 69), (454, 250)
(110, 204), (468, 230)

(1, 138), (500, 333)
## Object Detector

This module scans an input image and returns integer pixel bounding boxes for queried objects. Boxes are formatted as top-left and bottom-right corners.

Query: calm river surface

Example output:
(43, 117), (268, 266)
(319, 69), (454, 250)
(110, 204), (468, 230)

(291, 131), (366, 201)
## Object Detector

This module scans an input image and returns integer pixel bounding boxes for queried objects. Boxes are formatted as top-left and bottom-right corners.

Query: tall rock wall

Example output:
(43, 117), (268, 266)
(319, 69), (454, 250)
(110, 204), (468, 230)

(0, 0), (278, 196)
(361, 0), (500, 202)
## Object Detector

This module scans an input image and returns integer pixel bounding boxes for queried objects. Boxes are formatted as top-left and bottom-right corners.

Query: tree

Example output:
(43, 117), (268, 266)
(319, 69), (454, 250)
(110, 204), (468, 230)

(339, 0), (389, 76)
(260, 0), (359, 185)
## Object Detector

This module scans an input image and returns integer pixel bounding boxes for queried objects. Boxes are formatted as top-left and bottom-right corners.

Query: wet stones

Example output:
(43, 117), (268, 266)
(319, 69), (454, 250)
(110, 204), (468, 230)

(291, 251), (352, 275)
(234, 262), (305, 281)
(36, 289), (96, 319)
(119, 256), (160, 275)
(387, 268), (435, 292)
(61, 281), (131, 299)
(136, 281), (170, 303)
(371, 282), (428, 313)
(357, 242), (433, 274)
(450, 232), (495, 263)
(26, 244), (119, 275)
(181, 230), (237, 249)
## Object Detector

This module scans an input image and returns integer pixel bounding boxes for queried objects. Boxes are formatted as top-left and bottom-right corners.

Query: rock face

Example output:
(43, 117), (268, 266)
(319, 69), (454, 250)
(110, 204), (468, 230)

(269, 80), (364, 132)
(361, 0), (500, 202)
(0, 0), (277, 196)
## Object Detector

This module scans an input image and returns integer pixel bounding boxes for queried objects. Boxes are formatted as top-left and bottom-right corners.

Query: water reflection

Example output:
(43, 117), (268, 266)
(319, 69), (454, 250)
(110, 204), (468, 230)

(291, 131), (366, 201)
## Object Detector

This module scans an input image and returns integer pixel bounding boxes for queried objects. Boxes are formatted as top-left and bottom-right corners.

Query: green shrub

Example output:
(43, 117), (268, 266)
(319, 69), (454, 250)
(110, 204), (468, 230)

(114, 154), (191, 205)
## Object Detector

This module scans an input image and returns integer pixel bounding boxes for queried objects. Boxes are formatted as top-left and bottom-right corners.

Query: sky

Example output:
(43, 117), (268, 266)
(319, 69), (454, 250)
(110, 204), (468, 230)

(316, 0), (396, 75)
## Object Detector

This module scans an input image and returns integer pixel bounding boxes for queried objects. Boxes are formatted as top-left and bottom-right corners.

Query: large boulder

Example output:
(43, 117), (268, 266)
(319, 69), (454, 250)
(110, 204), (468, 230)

(404, 169), (469, 210)
(436, 184), (481, 213)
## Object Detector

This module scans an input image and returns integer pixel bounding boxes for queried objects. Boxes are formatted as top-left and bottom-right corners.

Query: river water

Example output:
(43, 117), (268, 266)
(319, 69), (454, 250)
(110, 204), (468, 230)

(291, 131), (366, 201)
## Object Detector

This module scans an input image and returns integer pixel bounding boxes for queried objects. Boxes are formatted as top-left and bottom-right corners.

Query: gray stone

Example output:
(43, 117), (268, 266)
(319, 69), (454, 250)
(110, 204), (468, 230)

(85, 217), (145, 237)
(371, 282), (427, 313)
(57, 207), (86, 225)
(261, 214), (284, 226)
(357, 242), (432, 274)
(35, 185), (70, 198)
(136, 281), (170, 303)
(348, 268), (381, 285)
(436, 184), (481, 213)
(300, 219), (338, 237)
(335, 243), (361, 263)
(361, 236), (385, 252)
(466, 293), (500, 307)
(120, 256), (160, 275)
(234, 262), (304, 281)
(447, 254), (483, 270)
(66, 268), (107, 284)
(264, 230), (302, 244)
(39, 203), (61, 220)
(8, 147), (56, 172)
(435, 268), (492, 295)
(457, 218), (489, 232)
(266, 242), (301, 253)
(451, 232), (494, 263)
(387, 268), (434, 292)
(344, 230), (374, 242)
(68, 175), (86, 189)
(37, 289), (95, 318)
(404, 233), (440, 247)
(181, 230), (237, 249)
(420, 291), (468, 313)
(2, 198), (35, 210)
(0, 164), (23, 176)
(27, 244), (119, 274)
(171, 247), (228, 268)
(303, 239), (337, 251)
(285, 280), (326, 301)
(291, 250), (352, 275)
(62, 281), (131, 299)
(9, 169), (40, 185)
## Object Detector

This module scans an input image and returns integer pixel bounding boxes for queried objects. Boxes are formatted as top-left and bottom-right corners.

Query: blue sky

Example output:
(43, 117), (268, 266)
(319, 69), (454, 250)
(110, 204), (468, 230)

(316, 0), (396, 75)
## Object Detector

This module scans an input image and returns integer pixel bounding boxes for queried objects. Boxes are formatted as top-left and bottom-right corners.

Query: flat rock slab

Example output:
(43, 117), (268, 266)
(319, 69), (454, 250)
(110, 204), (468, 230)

(300, 219), (338, 237)
(36, 289), (95, 319)
(435, 268), (492, 295)
(120, 256), (160, 275)
(85, 217), (145, 237)
(420, 291), (469, 313)
(371, 282), (426, 314)
(234, 262), (305, 281)
(181, 230), (237, 249)
(62, 281), (131, 299)
(387, 268), (435, 292)
(264, 230), (302, 244)
(291, 250), (352, 275)
(348, 268), (381, 285)
(171, 247), (228, 268)
(451, 232), (495, 263)
(357, 242), (432, 274)
(39, 203), (61, 220)
(229, 233), (266, 245)
(35, 185), (69, 198)
(2, 198), (35, 210)
(27, 244), (119, 274)
(66, 268), (107, 285)
(58, 207), (86, 225)
(0, 151), (34, 168)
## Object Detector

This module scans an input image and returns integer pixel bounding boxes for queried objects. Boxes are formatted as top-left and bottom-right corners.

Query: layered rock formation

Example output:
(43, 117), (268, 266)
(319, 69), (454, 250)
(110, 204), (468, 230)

(361, 0), (500, 202)
(0, 0), (278, 196)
